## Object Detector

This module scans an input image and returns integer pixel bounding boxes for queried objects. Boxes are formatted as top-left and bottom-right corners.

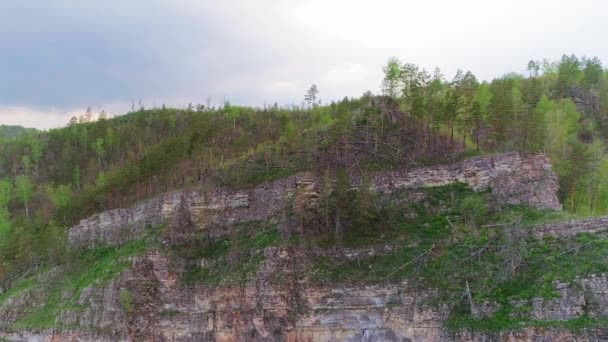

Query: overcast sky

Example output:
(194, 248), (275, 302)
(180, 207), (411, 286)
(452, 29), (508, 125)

(1, 0), (607, 129)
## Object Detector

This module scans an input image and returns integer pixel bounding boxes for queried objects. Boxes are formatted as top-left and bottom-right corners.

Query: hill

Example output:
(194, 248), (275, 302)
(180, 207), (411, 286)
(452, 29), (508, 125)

(0, 125), (36, 141)
(1, 54), (608, 340)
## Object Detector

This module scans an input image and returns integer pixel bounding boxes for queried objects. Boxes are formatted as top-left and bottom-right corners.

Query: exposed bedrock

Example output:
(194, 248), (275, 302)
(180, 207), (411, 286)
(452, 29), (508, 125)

(3, 249), (608, 342)
(68, 152), (562, 249)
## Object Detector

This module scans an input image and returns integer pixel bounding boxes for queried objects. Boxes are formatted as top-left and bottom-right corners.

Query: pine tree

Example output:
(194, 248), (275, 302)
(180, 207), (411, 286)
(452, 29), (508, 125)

(305, 84), (320, 107)
(382, 57), (401, 98)
(98, 110), (108, 120)
(555, 54), (581, 98)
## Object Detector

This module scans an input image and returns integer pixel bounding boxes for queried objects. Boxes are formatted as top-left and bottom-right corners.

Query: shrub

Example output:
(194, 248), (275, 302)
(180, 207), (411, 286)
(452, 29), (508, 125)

(460, 194), (487, 227)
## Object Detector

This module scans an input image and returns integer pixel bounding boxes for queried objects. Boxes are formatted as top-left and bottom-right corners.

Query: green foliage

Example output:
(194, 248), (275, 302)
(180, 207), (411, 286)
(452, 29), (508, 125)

(14, 175), (32, 217)
(446, 309), (608, 333)
(460, 194), (487, 227)
(2, 54), (608, 293)
(181, 221), (281, 287)
(312, 183), (477, 283)
(11, 240), (147, 329)
(21, 155), (31, 176)
(47, 184), (71, 207)
(92, 138), (105, 167)
(488, 77), (516, 148)
(183, 253), (265, 287)
(306, 181), (608, 333)
(225, 163), (296, 189)
(309, 189), (608, 333)
(119, 289), (132, 313)
(382, 57), (402, 98)
(0, 125), (36, 141)
(0, 275), (35, 306)
(555, 54), (581, 97)
(0, 178), (13, 209)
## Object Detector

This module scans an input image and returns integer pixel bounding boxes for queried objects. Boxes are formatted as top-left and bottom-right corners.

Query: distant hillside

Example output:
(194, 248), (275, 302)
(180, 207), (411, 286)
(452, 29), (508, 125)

(0, 125), (36, 141)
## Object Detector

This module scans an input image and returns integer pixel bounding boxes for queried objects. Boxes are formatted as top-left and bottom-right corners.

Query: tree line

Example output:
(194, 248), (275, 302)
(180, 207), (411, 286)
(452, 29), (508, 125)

(380, 54), (608, 214)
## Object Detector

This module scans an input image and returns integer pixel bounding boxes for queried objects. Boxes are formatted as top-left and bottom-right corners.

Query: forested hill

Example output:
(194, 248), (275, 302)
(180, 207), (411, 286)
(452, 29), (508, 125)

(0, 53), (607, 286)
(0, 125), (36, 141)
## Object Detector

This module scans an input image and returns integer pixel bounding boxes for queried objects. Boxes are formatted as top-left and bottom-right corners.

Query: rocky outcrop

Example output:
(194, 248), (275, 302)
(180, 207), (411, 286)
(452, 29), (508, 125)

(570, 86), (600, 116)
(68, 175), (297, 249)
(69, 152), (562, 249)
(16, 151), (608, 342)
(371, 152), (561, 211)
(532, 216), (608, 238)
(56, 278), (127, 337)
(6, 327), (608, 342)
(7, 152), (608, 341)
(474, 276), (608, 322)
(3, 249), (608, 342)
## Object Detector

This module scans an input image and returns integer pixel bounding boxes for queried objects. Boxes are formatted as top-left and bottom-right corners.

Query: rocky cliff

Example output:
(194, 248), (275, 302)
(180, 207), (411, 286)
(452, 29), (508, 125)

(6, 152), (608, 342)
(3, 244), (608, 342)
(69, 152), (561, 249)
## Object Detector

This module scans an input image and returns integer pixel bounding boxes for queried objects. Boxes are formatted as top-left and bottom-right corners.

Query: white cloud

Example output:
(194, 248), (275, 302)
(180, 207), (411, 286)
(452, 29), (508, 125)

(0, 107), (74, 130)
(1, 0), (608, 129)
(0, 102), (134, 130)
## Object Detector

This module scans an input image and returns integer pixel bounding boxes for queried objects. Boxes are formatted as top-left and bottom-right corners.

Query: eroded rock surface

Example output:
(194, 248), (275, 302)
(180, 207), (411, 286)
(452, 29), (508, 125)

(8, 152), (606, 341)
(69, 152), (562, 249)
(532, 216), (608, 238)
(3, 250), (608, 342)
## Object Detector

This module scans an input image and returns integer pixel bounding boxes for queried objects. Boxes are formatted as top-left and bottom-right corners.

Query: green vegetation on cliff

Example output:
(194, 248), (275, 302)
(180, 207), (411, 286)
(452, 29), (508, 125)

(181, 221), (281, 286)
(2, 55), (608, 336)
(3, 240), (147, 330)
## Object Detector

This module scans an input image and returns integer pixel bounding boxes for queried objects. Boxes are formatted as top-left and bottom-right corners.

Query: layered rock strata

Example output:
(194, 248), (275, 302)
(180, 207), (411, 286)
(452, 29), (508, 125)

(3, 248), (608, 342)
(69, 152), (562, 249)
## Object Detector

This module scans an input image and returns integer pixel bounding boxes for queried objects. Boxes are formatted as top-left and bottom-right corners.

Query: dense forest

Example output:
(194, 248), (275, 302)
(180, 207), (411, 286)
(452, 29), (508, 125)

(1, 54), (607, 289)
(0, 126), (36, 142)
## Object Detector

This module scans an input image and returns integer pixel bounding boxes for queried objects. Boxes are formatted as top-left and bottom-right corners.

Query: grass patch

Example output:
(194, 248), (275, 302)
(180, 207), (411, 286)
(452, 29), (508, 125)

(313, 231), (608, 297)
(311, 243), (431, 284)
(492, 205), (583, 227)
(0, 274), (37, 306)
(306, 181), (608, 333)
(446, 309), (608, 333)
(311, 182), (478, 249)
(310, 182), (608, 328)
(119, 289), (132, 313)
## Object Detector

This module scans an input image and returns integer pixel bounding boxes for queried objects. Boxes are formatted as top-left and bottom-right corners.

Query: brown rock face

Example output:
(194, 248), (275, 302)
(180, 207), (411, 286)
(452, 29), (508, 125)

(370, 152), (561, 211)
(68, 153), (562, 249)
(532, 216), (608, 238)
(3, 152), (584, 341)
(4, 250), (608, 342)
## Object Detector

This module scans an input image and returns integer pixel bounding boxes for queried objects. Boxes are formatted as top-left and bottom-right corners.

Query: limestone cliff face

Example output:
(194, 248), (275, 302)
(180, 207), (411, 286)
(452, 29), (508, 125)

(3, 247), (608, 342)
(4, 152), (591, 342)
(68, 152), (561, 249)
(370, 152), (561, 211)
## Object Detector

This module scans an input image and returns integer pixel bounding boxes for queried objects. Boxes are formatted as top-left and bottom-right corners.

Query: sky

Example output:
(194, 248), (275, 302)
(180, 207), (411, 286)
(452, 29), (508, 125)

(1, 0), (607, 130)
